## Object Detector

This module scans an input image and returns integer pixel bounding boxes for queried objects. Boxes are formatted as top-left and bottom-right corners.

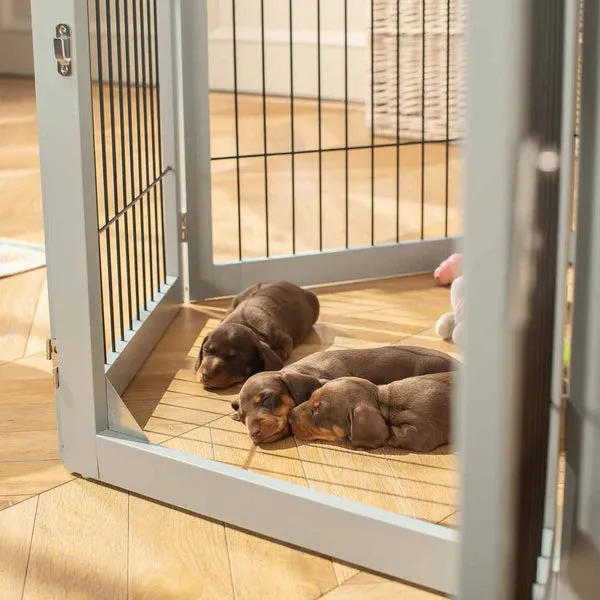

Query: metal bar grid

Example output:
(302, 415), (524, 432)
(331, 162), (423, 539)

(90, 0), (168, 360)
(209, 1), (460, 263)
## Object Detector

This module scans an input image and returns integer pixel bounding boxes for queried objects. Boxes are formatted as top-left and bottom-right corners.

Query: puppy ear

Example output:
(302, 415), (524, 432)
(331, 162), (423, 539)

(256, 340), (284, 371)
(281, 372), (322, 404)
(349, 403), (389, 449)
(194, 336), (208, 372)
(230, 401), (242, 421)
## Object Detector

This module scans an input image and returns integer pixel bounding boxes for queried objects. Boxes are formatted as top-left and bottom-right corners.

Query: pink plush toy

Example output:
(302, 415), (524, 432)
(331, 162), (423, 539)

(433, 253), (462, 286)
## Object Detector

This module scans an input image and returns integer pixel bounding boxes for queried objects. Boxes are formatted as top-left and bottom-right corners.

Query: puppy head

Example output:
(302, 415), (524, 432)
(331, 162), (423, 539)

(289, 378), (389, 449)
(231, 371), (323, 444)
(194, 323), (284, 389)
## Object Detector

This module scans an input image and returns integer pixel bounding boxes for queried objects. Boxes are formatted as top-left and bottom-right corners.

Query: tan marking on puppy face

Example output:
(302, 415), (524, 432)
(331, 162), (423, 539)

(291, 418), (342, 442)
(201, 372), (241, 389)
(242, 391), (295, 443)
(271, 394), (295, 417)
(332, 425), (345, 438)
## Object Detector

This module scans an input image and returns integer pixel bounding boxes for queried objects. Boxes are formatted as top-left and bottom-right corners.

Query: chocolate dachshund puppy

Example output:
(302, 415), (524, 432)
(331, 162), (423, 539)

(232, 346), (457, 444)
(289, 372), (453, 451)
(195, 282), (319, 389)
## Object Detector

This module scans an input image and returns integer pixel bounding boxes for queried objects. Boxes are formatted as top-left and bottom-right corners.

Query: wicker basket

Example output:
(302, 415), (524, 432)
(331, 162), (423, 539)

(367, 0), (467, 141)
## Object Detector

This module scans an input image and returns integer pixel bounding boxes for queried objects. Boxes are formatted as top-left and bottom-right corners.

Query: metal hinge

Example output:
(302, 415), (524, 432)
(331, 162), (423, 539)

(46, 338), (59, 389)
(180, 212), (188, 242)
(54, 24), (72, 76)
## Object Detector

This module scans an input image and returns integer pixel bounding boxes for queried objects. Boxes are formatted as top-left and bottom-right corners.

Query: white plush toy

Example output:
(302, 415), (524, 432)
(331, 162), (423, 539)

(435, 275), (464, 346)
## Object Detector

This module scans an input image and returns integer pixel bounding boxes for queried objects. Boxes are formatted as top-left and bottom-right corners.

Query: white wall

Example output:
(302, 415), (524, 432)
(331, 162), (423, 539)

(0, 0), (34, 75)
(1, 0), (367, 102)
(207, 0), (367, 102)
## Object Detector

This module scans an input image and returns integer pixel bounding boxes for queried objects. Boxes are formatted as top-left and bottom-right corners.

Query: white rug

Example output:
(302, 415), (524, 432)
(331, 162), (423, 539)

(0, 238), (46, 279)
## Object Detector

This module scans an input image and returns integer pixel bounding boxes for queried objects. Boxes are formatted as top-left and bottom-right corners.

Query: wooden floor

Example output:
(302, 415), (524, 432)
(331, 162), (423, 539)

(123, 275), (461, 532)
(1, 75), (453, 598)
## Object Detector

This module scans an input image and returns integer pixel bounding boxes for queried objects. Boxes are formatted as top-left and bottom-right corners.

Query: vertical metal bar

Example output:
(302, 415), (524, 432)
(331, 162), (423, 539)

(106, 0), (126, 343)
(132, 0), (148, 310)
(420, 0), (426, 240)
(289, 0), (296, 255)
(513, 0), (564, 592)
(260, 0), (270, 258)
(140, 0), (155, 300)
(124, 0), (141, 318)
(231, 0), (242, 260)
(31, 0), (108, 477)
(370, 0), (375, 245)
(155, 0), (180, 283)
(541, 0), (578, 568)
(344, 0), (349, 248)
(153, 0), (167, 284)
(317, 0), (323, 251)
(457, 0), (531, 596)
(94, 0), (116, 354)
(114, 0), (133, 332)
(395, 1), (400, 243)
(147, 0), (160, 291)
(444, 0), (451, 238)
(179, 0), (216, 300)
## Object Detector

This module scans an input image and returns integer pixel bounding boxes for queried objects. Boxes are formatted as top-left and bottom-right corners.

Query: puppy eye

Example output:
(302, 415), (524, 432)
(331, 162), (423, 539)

(259, 393), (274, 407)
(228, 350), (237, 358)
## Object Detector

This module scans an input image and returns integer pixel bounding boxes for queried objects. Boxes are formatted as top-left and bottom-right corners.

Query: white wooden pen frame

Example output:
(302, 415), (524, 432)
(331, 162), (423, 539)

(30, 0), (540, 596)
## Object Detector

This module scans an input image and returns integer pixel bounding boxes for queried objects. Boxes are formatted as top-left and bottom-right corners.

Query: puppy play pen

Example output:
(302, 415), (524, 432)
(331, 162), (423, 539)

(30, 0), (597, 596)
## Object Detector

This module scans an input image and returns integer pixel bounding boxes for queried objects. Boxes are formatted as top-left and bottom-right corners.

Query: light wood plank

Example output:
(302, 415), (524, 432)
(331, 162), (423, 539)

(384, 447), (458, 524)
(24, 278), (50, 357)
(395, 326), (461, 360)
(0, 494), (34, 511)
(333, 561), (360, 586)
(0, 495), (38, 600)
(295, 440), (411, 515)
(439, 511), (459, 527)
(0, 357), (53, 408)
(23, 479), (128, 600)
(143, 416), (199, 437)
(128, 494), (234, 600)
(226, 528), (338, 600)
(0, 460), (73, 496)
(0, 402), (56, 433)
(209, 416), (308, 487)
(320, 571), (446, 600)
(0, 269), (45, 362)
(162, 425), (215, 459)
(0, 430), (58, 462)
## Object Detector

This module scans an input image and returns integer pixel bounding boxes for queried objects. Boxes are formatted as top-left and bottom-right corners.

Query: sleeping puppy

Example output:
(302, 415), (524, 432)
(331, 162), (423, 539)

(289, 372), (453, 451)
(232, 346), (457, 444)
(195, 282), (319, 389)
